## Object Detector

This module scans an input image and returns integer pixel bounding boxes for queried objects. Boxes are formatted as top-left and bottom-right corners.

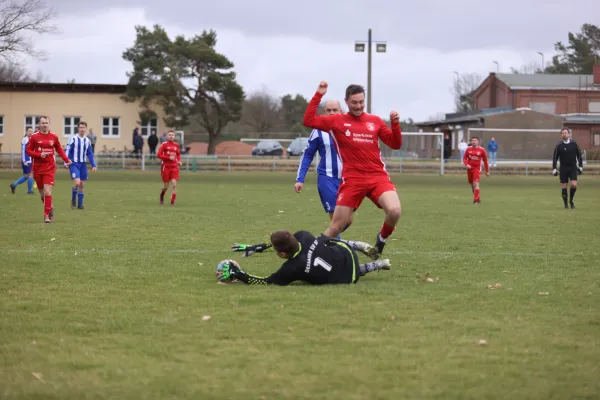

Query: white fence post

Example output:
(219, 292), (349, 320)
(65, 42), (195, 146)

(228, 156), (231, 172)
(10, 152), (14, 169)
(141, 153), (145, 171)
(525, 160), (528, 176)
(122, 153), (125, 170)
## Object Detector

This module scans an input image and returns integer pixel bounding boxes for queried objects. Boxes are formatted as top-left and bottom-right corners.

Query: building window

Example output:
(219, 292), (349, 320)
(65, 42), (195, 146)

(63, 116), (81, 137)
(141, 118), (158, 137)
(593, 132), (600, 147)
(25, 115), (41, 132)
(102, 117), (120, 137)
(529, 102), (557, 114)
(589, 102), (600, 113)
(0, 116), (4, 136)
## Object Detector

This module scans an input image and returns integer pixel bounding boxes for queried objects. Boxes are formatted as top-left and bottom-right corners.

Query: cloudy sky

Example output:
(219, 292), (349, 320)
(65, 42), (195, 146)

(27, 0), (597, 122)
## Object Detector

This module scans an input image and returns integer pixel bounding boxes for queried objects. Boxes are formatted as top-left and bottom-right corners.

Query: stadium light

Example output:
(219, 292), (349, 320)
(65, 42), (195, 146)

(493, 61), (499, 73)
(537, 52), (545, 74)
(354, 29), (387, 114)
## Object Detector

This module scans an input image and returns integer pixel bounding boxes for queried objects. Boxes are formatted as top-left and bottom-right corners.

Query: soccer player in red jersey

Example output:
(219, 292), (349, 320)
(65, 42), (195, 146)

(463, 136), (490, 204)
(25, 116), (72, 223)
(157, 130), (182, 206)
(303, 81), (402, 256)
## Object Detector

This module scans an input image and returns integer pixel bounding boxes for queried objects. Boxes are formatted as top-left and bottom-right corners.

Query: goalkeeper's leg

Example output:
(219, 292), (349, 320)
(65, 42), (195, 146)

(336, 238), (380, 260)
(359, 259), (391, 276)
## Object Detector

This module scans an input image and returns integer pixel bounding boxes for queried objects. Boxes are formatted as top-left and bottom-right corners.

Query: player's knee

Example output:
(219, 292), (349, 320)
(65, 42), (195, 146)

(386, 205), (402, 222)
(571, 182), (578, 188)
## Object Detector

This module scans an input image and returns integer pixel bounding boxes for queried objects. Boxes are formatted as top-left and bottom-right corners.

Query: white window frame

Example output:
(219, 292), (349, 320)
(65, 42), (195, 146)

(529, 101), (557, 114)
(0, 115), (4, 136)
(589, 102), (600, 113)
(63, 116), (81, 137)
(140, 118), (158, 137)
(24, 115), (42, 133)
(101, 117), (120, 138)
(593, 132), (600, 147)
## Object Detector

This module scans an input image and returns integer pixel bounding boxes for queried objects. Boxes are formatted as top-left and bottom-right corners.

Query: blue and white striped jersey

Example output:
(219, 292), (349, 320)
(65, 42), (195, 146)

(66, 135), (96, 167)
(296, 129), (342, 183)
(21, 136), (32, 164)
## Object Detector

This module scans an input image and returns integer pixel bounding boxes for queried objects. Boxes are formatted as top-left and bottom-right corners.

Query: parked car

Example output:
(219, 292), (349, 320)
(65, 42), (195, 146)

(287, 137), (309, 157)
(251, 140), (284, 156)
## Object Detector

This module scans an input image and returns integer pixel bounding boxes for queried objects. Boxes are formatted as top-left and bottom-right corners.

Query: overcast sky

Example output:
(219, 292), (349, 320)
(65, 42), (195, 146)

(29, 0), (597, 122)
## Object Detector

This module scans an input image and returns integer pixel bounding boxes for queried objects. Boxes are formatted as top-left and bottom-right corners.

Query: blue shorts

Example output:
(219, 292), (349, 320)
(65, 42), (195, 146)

(69, 162), (89, 181)
(21, 162), (31, 174)
(317, 174), (341, 213)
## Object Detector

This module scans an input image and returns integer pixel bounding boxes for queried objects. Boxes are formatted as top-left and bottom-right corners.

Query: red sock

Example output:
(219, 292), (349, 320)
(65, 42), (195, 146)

(171, 193), (176, 204)
(380, 222), (396, 239)
(44, 195), (52, 216)
(474, 189), (480, 202)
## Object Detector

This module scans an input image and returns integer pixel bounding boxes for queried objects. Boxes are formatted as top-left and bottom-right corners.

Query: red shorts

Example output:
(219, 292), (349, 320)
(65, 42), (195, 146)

(34, 172), (55, 188)
(467, 169), (480, 184)
(161, 166), (179, 182)
(336, 176), (397, 210)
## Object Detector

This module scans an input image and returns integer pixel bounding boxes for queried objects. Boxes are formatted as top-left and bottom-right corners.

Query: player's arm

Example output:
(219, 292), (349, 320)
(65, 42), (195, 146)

(296, 130), (320, 183)
(303, 91), (335, 132)
(176, 145), (182, 164)
(463, 148), (470, 167)
(156, 144), (169, 161)
(575, 142), (583, 170)
(21, 141), (30, 164)
(26, 137), (42, 158)
(552, 143), (559, 170)
(54, 138), (71, 164)
(230, 263), (296, 286)
(232, 242), (273, 257)
(86, 142), (97, 169)
(378, 113), (402, 150)
(482, 149), (489, 173)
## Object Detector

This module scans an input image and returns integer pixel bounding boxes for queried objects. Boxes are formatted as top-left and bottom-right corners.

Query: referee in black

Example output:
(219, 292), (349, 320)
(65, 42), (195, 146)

(552, 128), (583, 209)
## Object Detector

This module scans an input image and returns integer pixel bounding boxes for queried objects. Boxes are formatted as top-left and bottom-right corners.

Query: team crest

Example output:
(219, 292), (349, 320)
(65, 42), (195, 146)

(345, 130), (351, 137)
(49, 141), (54, 146)
(366, 122), (375, 131)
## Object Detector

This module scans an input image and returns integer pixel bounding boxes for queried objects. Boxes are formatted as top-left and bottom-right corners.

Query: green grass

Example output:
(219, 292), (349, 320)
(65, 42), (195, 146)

(1, 170), (599, 400)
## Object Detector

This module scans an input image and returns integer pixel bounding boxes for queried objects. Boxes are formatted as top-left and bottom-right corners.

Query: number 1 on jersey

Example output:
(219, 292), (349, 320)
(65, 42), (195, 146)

(314, 257), (332, 272)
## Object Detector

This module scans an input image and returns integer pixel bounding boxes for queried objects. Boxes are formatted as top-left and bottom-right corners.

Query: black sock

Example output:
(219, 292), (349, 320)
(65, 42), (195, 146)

(570, 187), (577, 202)
(561, 188), (568, 205)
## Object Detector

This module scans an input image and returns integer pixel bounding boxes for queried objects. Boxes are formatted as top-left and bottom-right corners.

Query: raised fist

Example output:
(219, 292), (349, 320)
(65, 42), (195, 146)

(317, 81), (328, 95)
(390, 111), (400, 123)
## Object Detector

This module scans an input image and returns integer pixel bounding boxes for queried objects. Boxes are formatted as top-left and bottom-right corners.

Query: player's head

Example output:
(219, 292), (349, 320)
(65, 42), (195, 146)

(78, 121), (87, 136)
(167, 130), (175, 141)
(25, 127), (32, 137)
(39, 116), (50, 133)
(561, 128), (570, 141)
(323, 99), (342, 116)
(490, 136), (496, 141)
(470, 136), (479, 147)
(344, 84), (365, 117)
(270, 230), (299, 259)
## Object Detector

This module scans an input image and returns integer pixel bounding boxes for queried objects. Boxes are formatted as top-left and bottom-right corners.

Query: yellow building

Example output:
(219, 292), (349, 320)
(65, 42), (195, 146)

(0, 82), (172, 154)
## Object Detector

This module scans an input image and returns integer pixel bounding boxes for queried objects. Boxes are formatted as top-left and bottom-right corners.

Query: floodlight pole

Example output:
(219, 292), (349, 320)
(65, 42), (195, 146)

(355, 29), (386, 114)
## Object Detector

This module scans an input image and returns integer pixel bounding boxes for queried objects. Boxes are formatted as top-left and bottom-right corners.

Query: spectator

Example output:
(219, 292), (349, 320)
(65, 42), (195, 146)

(487, 136), (498, 167)
(132, 126), (139, 147)
(160, 132), (167, 143)
(443, 133), (452, 163)
(133, 131), (144, 158)
(87, 128), (97, 153)
(458, 137), (468, 161)
(148, 129), (159, 158)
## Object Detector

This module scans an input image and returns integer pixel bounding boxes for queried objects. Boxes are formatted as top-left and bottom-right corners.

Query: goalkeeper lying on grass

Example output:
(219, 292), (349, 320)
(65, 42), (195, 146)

(218, 230), (391, 286)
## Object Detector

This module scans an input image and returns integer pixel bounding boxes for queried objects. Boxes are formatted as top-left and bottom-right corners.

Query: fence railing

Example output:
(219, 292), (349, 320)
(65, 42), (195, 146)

(0, 153), (598, 176)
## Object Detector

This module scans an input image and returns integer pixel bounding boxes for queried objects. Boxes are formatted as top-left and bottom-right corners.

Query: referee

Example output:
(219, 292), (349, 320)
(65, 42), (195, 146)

(552, 128), (583, 209)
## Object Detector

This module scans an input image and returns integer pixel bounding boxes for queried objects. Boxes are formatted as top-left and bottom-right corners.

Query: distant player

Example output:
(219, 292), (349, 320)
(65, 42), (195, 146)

(303, 81), (402, 256)
(223, 230), (389, 286)
(9, 128), (35, 195)
(157, 130), (181, 206)
(463, 136), (489, 204)
(295, 99), (343, 223)
(552, 128), (583, 209)
(65, 121), (97, 210)
(25, 116), (72, 223)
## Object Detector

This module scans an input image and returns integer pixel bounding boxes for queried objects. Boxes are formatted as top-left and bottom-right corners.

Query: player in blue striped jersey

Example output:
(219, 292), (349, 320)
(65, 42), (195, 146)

(65, 121), (97, 209)
(295, 100), (343, 233)
(9, 128), (35, 195)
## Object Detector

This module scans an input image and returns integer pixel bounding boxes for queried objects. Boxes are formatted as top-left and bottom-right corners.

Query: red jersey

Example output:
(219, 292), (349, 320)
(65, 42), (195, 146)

(463, 146), (489, 172)
(26, 131), (70, 174)
(157, 141), (181, 168)
(303, 91), (402, 179)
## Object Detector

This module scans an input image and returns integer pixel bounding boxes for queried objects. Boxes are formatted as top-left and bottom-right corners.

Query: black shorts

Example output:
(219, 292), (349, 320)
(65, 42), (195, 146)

(559, 166), (578, 183)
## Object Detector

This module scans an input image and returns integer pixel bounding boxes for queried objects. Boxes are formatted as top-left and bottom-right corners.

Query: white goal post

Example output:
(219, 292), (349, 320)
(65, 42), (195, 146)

(399, 131), (447, 175)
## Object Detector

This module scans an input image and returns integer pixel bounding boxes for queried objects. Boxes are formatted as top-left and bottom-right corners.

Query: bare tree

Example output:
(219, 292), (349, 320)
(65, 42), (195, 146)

(510, 61), (543, 74)
(450, 72), (482, 113)
(0, 0), (57, 63)
(242, 90), (282, 133)
(0, 60), (31, 81)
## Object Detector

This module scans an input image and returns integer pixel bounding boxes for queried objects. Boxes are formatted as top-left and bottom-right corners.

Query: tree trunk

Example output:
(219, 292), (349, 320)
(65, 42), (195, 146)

(207, 131), (219, 155)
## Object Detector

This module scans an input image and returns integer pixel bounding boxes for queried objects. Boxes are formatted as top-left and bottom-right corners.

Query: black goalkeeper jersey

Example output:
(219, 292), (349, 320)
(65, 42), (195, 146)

(238, 231), (360, 286)
(553, 140), (582, 169)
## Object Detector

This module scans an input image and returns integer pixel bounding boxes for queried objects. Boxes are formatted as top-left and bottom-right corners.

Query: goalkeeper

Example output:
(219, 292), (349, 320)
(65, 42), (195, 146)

(221, 230), (391, 286)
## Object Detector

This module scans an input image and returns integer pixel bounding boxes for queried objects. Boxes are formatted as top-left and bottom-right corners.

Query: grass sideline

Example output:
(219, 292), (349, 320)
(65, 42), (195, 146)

(1, 170), (599, 400)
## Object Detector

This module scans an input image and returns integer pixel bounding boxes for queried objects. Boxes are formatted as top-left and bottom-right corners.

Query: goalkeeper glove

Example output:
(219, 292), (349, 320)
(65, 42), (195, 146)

(552, 169), (558, 176)
(578, 166), (583, 174)
(231, 243), (272, 257)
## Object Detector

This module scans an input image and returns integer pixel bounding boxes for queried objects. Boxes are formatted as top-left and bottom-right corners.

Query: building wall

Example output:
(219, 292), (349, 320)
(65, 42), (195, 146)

(565, 124), (600, 149)
(0, 91), (171, 154)
(474, 77), (513, 110)
(514, 90), (600, 114)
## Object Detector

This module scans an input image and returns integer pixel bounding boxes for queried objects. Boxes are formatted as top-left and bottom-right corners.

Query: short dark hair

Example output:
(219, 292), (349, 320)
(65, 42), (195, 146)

(78, 121), (87, 127)
(345, 84), (365, 100)
(39, 115), (49, 121)
(270, 230), (299, 257)
(470, 136), (479, 140)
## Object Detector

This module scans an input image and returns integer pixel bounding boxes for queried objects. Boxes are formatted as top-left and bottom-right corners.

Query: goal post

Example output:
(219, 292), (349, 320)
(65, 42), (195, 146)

(467, 127), (562, 163)
(384, 131), (446, 175)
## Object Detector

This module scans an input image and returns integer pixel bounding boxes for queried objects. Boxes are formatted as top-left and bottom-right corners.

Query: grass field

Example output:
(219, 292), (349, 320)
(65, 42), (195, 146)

(1, 170), (599, 400)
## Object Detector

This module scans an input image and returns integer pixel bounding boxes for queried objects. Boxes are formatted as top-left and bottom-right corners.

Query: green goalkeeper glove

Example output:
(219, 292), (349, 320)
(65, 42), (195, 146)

(231, 243), (272, 257)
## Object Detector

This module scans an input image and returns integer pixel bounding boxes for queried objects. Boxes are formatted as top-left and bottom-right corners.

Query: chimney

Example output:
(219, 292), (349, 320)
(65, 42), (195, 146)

(594, 63), (600, 85)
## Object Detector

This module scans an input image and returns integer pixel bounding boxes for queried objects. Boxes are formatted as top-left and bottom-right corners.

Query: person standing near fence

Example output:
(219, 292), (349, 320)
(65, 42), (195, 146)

(458, 138), (468, 163)
(148, 130), (159, 159)
(87, 129), (97, 154)
(10, 128), (35, 195)
(487, 136), (498, 167)
(552, 128), (583, 209)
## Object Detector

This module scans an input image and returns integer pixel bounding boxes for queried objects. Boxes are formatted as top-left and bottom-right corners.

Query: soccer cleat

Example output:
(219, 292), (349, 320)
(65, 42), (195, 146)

(48, 207), (55, 222)
(570, 202), (575, 209)
(564, 204), (569, 209)
(78, 205), (85, 210)
(375, 234), (386, 255)
(71, 200), (76, 209)
(44, 216), (52, 223)
(352, 241), (380, 260)
(372, 259), (391, 271)
(10, 184), (16, 194)
(27, 192), (34, 195)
